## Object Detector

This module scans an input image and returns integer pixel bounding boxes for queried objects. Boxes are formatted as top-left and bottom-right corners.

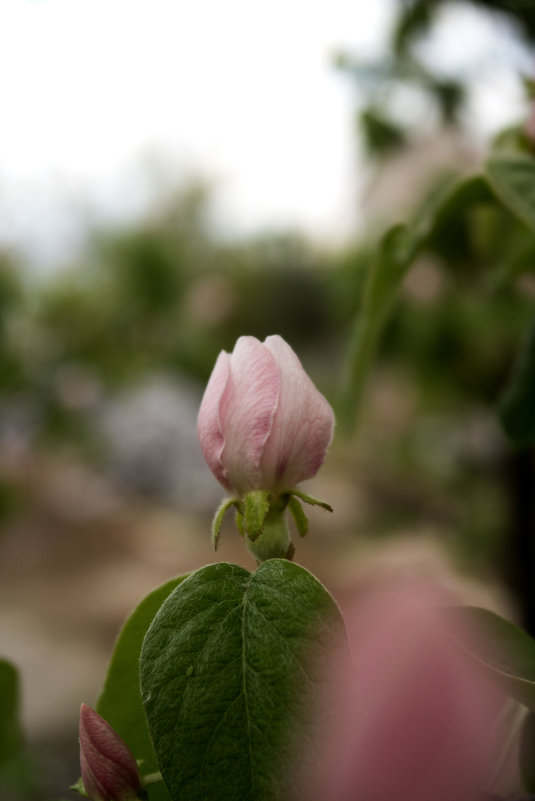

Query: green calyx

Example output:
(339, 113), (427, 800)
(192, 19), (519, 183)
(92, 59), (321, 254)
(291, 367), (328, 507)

(211, 488), (333, 563)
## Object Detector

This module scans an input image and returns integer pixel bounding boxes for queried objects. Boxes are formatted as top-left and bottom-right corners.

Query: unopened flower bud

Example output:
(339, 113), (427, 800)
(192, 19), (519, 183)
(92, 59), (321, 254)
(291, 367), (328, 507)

(198, 335), (334, 496)
(79, 704), (144, 801)
(197, 335), (334, 559)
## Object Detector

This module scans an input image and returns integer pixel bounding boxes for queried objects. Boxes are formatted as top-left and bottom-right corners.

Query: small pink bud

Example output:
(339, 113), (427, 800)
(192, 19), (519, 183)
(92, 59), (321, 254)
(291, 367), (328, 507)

(197, 335), (334, 496)
(79, 704), (143, 801)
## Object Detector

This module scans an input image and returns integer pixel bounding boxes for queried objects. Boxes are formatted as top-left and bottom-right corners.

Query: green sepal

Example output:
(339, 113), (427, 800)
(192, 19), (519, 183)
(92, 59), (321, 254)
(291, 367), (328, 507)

(289, 488), (333, 513)
(287, 495), (309, 537)
(72, 774), (150, 800)
(70, 778), (88, 798)
(243, 490), (270, 542)
(211, 497), (240, 550)
(235, 508), (245, 537)
(142, 771), (164, 788)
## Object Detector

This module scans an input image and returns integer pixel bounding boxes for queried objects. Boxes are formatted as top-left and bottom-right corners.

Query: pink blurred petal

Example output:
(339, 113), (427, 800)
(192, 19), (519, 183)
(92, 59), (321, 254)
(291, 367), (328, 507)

(298, 580), (503, 801)
(219, 336), (280, 494)
(197, 350), (232, 491)
(261, 335), (334, 491)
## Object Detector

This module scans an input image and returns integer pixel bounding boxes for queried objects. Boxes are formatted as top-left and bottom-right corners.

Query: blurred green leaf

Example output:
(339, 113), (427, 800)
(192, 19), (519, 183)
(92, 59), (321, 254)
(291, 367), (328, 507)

(0, 659), (23, 766)
(140, 561), (346, 801)
(448, 606), (535, 710)
(392, 0), (434, 55)
(432, 78), (465, 124)
(519, 711), (535, 794)
(340, 224), (411, 428)
(499, 317), (535, 447)
(359, 109), (406, 157)
(414, 173), (495, 246)
(486, 154), (535, 233)
(97, 575), (188, 801)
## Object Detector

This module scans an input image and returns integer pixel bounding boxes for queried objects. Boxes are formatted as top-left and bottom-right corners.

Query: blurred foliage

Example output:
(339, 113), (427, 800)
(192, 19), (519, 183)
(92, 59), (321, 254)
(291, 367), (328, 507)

(0, 0), (533, 582)
(335, 0), (535, 164)
(393, 0), (535, 52)
(0, 3), (534, 799)
(0, 183), (341, 470)
(330, 0), (535, 652)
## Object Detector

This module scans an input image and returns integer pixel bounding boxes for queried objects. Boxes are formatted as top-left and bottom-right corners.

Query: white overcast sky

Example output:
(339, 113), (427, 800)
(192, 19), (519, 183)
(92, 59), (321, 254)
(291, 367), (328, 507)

(0, 0), (530, 267)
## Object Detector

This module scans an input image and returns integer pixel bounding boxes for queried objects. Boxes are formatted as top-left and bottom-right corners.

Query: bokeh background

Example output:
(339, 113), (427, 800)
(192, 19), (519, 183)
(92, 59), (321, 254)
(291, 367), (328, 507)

(1, 0), (535, 797)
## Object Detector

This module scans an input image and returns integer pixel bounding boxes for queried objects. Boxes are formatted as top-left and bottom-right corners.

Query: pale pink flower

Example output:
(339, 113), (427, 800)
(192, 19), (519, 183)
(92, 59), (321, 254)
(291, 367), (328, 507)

(298, 579), (503, 801)
(197, 335), (334, 496)
(79, 704), (143, 801)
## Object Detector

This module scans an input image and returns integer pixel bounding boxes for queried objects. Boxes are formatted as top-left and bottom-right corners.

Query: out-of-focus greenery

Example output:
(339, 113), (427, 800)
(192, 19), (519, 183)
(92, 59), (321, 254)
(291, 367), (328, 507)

(333, 0), (535, 638)
(0, 0), (533, 586)
(2, 4), (535, 800)
(0, 183), (342, 458)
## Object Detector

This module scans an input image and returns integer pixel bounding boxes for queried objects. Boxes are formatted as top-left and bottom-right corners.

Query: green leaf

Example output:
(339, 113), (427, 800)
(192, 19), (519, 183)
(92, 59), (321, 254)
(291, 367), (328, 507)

(359, 108), (406, 158)
(287, 496), (309, 537)
(140, 560), (346, 801)
(485, 154), (535, 233)
(97, 575), (188, 798)
(519, 711), (535, 794)
(364, 224), (411, 316)
(447, 606), (535, 710)
(416, 173), (494, 245)
(340, 224), (411, 428)
(0, 659), (23, 765)
(499, 317), (535, 447)
(339, 172), (500, 432)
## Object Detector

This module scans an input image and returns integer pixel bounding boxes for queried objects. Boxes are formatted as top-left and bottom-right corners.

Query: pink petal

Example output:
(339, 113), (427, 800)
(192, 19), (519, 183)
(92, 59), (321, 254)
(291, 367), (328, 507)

(197, 350), (232, 491)
(298, 581), (502, 801)
(261, 335), (334, 491)
(219, 336), (280, 494)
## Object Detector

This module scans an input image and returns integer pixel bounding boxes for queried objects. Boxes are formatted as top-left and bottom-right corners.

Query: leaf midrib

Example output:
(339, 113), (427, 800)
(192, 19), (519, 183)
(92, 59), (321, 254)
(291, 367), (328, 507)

(241, 573), (255, 799)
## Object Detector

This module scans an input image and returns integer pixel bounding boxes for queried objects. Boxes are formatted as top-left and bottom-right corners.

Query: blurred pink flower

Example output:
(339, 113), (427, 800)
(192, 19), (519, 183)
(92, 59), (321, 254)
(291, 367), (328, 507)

(197, 335), (334, 496)
(79, 704), (143, 801)
(298, 579), (503, 801)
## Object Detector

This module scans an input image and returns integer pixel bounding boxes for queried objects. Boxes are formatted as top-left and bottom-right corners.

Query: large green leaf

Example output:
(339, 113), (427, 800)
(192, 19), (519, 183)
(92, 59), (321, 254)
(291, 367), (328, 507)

(447, 606), (535, 710)
(140, 560), (346, 801)
(0, 659), (23, 765)
(97, 575), (188, 790)
(485, 154), (535, 233)
(499, 316), (535, 447)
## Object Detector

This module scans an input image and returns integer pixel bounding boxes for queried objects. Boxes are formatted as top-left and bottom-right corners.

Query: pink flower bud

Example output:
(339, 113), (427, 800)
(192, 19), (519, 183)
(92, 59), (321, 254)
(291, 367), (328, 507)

(197, 335), (334, 496)
(79, 704), (143, 801)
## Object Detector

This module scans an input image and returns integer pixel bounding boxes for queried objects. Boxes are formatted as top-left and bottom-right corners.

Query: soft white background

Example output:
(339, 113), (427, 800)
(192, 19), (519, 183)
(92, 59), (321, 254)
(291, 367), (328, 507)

(0, 0), (529, 266)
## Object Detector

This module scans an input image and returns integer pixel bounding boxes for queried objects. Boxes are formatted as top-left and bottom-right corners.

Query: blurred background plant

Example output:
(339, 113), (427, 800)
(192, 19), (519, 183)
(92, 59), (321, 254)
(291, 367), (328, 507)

(1, 0), (535, 798)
